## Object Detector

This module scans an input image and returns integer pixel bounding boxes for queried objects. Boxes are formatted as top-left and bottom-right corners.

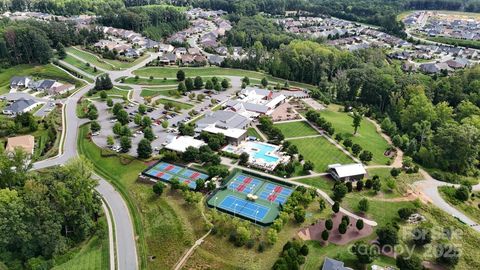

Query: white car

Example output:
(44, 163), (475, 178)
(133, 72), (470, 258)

(110, 119), (117, 123)
(92, 131), (100, 136)
(136, 130), (143, 134)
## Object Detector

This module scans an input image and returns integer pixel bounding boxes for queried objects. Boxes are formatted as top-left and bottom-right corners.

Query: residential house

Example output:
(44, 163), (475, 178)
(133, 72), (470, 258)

(208, 55), (224, 66)
(6, 135), (35, 155)
(10, 76), (32, 90)
(322, 257), (353, 270)
(47, 83), (75, 96)
(2, 98), (39, 115)
(158, 43), (174, 53)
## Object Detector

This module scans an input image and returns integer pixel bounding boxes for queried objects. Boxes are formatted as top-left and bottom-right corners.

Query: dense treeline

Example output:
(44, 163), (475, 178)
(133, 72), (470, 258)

(225, 15), (294, 50)
(0, 157), (101, 269)
(97, 5), (189, 40)
(0, 0), (125, 15)
(0, 18), (102, 67)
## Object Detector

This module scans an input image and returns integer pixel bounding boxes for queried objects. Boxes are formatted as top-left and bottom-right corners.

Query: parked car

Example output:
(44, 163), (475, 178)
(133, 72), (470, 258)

(92, 132), (100, 136)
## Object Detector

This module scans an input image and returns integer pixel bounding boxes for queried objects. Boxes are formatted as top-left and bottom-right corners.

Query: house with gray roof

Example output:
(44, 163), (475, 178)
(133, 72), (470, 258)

(10, 76), (32, 89)
(2, 98), (39, 115)
(195, 111), (250, 144)
(322, 257), (352, 270)
(208, 54), (224, 66)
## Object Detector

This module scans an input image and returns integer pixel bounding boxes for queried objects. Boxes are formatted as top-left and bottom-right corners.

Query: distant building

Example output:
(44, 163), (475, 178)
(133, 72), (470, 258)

(10, 76), (31, 89)
(322, 257), (353, 270)
(164, 136), (206, 153)
(6, 135), (35, 155)
(328, 163), (366, 181)
(195, 111), (251, 145)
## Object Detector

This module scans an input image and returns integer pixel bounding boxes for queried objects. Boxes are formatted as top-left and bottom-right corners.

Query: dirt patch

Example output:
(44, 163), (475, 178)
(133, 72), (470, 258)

(298, 213), (374, 245)
(271, 101), (301, 122)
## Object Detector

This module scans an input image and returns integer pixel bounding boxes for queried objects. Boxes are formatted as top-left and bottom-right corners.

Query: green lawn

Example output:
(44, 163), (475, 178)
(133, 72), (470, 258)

(63, 55), (102, 76)
(274, 121), (319, 138)
(67, 47), (149, 70)
(289, 136), (354, 172)
(247, 127), (264, 141)
(439, 186), (480, 224)
(294, 176), (335, 192)
(123, 77), (179, 85)
(91, 87), (130, 99)
(0, 64), (82, 94)
(321, 104), (391, 165)
(53, 217), (109, 270)
(141, 88), (179, 99)
(155, 98), (193, 110)
(133, 67), (317, 90)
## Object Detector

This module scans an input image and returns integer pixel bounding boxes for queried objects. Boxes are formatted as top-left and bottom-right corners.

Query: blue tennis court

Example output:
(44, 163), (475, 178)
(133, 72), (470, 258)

(179, 177), (197, 189)
(155, 162), (182, 174)
(227, 174), (263, 194)
(258, 183), (292, 204)
(218, 195), (270, 222)
(182, 169), (208, 180)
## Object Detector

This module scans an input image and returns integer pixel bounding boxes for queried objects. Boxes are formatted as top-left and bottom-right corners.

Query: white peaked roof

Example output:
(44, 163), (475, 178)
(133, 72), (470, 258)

(164, 136), (206, 153)
(328, 163), (366, 178)
(203, 124), (247, 139)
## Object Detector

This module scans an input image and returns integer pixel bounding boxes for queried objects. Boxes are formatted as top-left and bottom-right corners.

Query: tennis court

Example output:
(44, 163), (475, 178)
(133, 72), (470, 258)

(258, 183), (293, 204)
(142, 161), (209, 190)
(227, 174), (263, 194)
(207, 171), (295, 225)
(217, 195), (270, 222)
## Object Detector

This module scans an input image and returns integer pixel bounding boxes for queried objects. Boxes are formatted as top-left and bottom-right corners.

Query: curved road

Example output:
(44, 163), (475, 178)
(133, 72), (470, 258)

(33, 61), (141, 269)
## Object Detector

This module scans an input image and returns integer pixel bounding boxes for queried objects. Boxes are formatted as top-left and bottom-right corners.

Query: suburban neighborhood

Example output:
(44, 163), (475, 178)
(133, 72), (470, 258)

(0, 1), (479, 270)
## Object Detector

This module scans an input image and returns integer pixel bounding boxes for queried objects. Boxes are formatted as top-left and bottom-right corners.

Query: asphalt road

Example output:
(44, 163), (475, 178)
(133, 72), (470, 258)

(32, 75), (139, 269)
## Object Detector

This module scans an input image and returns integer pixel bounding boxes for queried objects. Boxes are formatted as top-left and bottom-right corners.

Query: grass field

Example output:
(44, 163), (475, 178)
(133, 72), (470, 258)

(320, 104), (391, 165)
(274, 121), (318, 138)
(140, 88), (179, 99)
(67, 47), (149, 70)
(63, 55), (102, 76)
(91, 87), (130, 99)
(439, 186), (480, 224)
(133, 67), (317, 90)
(53, 217), (109, 270)
(0, 64), (82, 94)
(123, 77), (179, 85)
(289, 136), (353, 172)
(155, 98), (193, 110)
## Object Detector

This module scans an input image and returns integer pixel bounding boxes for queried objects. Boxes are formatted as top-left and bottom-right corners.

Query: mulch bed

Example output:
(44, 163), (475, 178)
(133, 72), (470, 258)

(298, 213), (374, 245)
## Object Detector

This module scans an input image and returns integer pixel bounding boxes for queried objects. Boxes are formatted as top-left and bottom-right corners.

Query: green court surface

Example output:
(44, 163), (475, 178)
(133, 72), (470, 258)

(207, 171), (294, 225)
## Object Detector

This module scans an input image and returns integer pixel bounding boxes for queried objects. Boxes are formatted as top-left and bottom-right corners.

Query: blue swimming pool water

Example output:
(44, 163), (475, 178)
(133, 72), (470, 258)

(249, 142), (280, 163)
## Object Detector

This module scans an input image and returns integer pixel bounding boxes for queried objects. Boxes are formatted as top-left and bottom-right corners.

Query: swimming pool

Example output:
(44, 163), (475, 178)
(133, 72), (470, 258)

(247, 142), (280, 163)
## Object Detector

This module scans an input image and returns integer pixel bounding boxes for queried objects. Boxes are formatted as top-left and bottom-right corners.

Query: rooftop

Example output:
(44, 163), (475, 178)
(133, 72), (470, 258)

(164, 136), (206, 153)
(328, 163), (366, 178)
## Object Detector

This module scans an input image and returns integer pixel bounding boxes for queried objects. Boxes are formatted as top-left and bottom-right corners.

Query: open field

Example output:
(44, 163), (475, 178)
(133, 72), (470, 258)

(140, 88), (179, 99)
(320, 104), (391, 165)
(53, 217), (109, 270)
(133, 67), (317, 90)
(122, 77), (179, 85)
(289, 136), (353, 172)
(90, 87), (130, 99)
(155, 98), (193, 110)
(63, 55), (102, 76)
(274, 121), (318, 138)
(0, 64), (82, 94)
(66, 47), (149, 70)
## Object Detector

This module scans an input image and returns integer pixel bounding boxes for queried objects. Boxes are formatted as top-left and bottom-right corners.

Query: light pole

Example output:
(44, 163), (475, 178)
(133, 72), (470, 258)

(214, 196), (218, 211)
(234, 203), (238, 218)
(254, 210), (259, 225)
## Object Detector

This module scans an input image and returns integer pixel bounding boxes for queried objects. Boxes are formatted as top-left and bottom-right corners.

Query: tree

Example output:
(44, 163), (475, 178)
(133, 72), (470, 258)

(390, 168), (401, 177)
(338, 221), (347, 234)
(100, 90), (107, 99)
(194, 76), (203, 89)
(143, 127), (154, 141)
(221, 78), (229, 89)
(87, 106), (98, 120)
(351, 111), (363, 135)
(90, 121), (101, 132)
(351, 144), (362, 156)
(112, 103), (123, 116)
(376, 224), (398, 246)
(302, 160), (314, 172)
(112, 122), (122, 135)
(321, 229), (329, 241)
(120, 136), (131, 153)
(178, 82), (186, 93)
(356, 180), (364, 191)
(176, 69), (185, 81)
(138, 104), (147, 114)
(358, 198), (369, 212)
(343, 138), (353, 148)
(352, 241), (378, 266)
(319, 199), (326, 212)
(116, 110), (129, 125)
(242, 76), (250, 85)
(185, 77), (194, 91)
(239, 152), (249, 165)
(152, 182), (164, 196)
(356, 219), (364, 231)
(325, 219), (333, 230)
(205, 79), (213, 89)
(398, 207), (416, 220)
(134, 114), (142, 126)
(412, 226), (431, 246)
(455, 186), (470, 201)
(162, 120), (169, 129)
(436, 244), (459, 266)
(396, 253), (423, 270)
(261, 77), (268, 87)
(107, 136), (114, 147)
(266, 228), (278, 245)
(332, 201), (340, 214)
(137, 139), (152, 158)
(293, 207), (306, 223)
(57, 43), (66, 59)
(182, 146), (199, 162)
(372, 177), (381, 193)
(142, 116), (152, 128)
(359, 150), (373, 163)
(107, 98), (113, 107)
(214, 82), (221, 92)
(333, 183), (348, 201)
